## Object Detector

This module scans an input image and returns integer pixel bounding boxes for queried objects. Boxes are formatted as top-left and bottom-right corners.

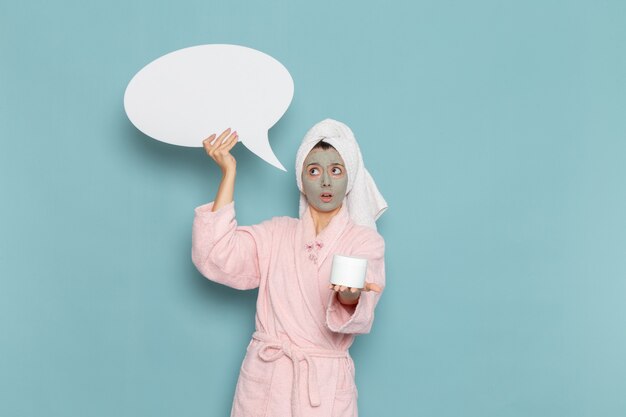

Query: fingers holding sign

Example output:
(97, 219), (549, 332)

(203, 128), (239, 173)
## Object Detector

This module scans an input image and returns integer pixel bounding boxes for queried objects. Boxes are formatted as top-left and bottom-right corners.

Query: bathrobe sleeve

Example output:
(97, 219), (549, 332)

(325, 229), (386, 334)
(191, 201), (272, 290)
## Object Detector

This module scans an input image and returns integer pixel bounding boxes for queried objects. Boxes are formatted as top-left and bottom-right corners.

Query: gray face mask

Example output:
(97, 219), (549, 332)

(301, 147), (348, 213)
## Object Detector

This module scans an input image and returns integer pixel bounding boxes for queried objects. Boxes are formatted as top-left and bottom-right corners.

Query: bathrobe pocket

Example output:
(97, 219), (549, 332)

(331, 357), (358, 417)
(331, 386), (357, 417)
(231, 343), (275, 417)
(231, 367), (272, 417)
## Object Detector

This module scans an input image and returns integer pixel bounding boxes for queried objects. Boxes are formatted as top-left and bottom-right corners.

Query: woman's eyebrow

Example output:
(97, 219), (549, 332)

(306, 161), (344, 167)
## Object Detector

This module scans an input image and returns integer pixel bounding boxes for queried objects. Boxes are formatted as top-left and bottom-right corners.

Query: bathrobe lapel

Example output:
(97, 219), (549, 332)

(293, 205), (350, 341)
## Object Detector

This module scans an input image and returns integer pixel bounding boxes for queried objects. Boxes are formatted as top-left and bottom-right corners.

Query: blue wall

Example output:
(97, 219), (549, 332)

(1, 1), (625, 416)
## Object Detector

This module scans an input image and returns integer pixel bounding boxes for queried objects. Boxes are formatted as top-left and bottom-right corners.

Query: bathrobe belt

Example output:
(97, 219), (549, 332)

(252, 331), (348, 417)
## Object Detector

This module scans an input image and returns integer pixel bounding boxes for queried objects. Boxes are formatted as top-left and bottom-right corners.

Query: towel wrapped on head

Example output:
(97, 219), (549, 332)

(295, 118), (388, 230)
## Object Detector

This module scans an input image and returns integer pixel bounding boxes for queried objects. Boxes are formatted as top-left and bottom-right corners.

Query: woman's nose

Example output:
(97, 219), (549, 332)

(321, 171), (331, 186)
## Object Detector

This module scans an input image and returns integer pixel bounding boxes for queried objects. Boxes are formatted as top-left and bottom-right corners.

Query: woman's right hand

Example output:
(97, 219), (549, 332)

(202, 128), (239, 174)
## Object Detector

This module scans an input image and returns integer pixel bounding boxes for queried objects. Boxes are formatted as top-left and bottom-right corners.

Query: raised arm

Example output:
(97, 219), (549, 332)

(192, 128), (268, 290)
(202, 128), (238, 211)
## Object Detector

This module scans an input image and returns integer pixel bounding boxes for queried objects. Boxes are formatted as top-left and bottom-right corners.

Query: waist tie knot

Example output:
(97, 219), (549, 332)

(252, 331), (347, 417)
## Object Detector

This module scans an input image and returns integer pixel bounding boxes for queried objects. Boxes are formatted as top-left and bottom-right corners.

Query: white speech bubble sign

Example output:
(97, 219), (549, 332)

(124, 44), (293, 171)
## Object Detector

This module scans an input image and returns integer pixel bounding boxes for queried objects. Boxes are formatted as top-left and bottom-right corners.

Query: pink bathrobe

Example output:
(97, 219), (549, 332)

(192, 200), (385, 417)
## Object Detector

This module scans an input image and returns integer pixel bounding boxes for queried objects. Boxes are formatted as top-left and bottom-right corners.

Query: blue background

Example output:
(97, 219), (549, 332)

(1, 1), (625, 416)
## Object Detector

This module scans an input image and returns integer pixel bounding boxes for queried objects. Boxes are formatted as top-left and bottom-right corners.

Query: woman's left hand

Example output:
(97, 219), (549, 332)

(328, 282), (382, 305)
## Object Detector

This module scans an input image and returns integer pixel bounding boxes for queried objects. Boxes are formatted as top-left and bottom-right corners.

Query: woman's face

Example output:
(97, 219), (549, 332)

(301, 147), (348, 213)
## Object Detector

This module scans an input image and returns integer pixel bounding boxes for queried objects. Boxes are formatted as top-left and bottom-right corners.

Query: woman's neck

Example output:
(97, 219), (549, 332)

(309, 204), (342, 236)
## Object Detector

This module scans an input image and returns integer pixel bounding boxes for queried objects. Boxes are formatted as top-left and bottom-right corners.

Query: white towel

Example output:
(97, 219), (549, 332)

(295, 118), (388, 230)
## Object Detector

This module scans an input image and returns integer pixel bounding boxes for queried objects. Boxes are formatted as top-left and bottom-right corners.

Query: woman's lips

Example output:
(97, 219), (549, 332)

(320, 192), (333, 203)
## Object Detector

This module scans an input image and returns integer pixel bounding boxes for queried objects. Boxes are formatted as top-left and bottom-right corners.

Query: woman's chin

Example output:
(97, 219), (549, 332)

(309, 202), (343, 214)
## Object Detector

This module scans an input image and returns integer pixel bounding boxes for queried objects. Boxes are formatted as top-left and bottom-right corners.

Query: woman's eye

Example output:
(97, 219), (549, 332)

(309, 167), (320, 176)
(331, 167), (343, 175)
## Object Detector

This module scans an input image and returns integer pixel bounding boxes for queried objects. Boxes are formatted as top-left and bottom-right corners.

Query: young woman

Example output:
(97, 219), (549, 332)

(192, 119), (387, 417)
